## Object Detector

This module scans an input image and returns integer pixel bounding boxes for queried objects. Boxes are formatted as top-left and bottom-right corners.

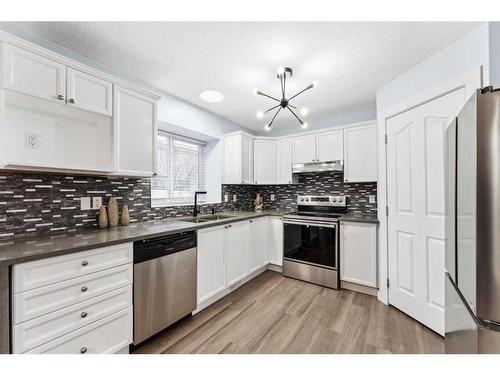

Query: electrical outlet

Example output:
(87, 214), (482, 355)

(224, 194), (229, 203)
(80, 197), (91, 211)
(368, 195), (376, 204)
(25, 132), (39, 149)
(271, 194), (275, 201)
(92, 197), (102, 209)
(233, 194), (237, 202)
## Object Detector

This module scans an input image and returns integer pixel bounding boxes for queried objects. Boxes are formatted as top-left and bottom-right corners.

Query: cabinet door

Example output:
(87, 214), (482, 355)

(66, 68), (112, 116)
(197, 226), (226, 305)
(340, 222), (377, 287)
(2, 43), (66, 103)
(292, 134), (316, 163)
(254, 139), (276, 184)
(317, 130), (343, 162)
(277, 138), (293, 184)
(249, 218), (269, 272)
(223, 134), (240, 184)
(114, 86), (156, 176)
(226, 221), (250, 285)
(344, 124), (377, 182)
(268, 216), (283, 266)
(241, 135), (254, 184)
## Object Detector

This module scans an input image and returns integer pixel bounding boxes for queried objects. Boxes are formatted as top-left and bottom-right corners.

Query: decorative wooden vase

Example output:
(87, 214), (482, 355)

(107, 197), (119, 227)
(120, 204), (130, 226)
(98, 206), (108, 229)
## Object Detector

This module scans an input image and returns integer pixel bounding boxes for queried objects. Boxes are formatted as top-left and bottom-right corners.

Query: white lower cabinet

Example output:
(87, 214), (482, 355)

(196, 226), (226, 305)
(249, 217), (269, 272)
(340, 221), (378, 287)
(11, 243), (133, 354)
(226, 220), (251, 285)
(268, 216), (283, 266)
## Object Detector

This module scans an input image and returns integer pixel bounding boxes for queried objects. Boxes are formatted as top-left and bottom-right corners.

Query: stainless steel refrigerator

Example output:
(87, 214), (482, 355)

(445, 87), (500, 353)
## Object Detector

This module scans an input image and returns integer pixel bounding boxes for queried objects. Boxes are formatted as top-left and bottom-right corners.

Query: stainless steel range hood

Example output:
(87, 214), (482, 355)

(292, 160), (343, 174)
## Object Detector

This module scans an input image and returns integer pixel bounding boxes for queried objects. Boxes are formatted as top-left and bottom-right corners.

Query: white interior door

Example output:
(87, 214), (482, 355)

(386, 87), (466, 335)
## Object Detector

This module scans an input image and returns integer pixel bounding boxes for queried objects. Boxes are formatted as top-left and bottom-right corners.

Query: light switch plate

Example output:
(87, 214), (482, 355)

(224, 194), (229, 203)
(80, 197), (91, 211)
(271, 194), (275, 201)
(233, 194), (237, 202)
(368, 195), (376, 204)
(92, 197), (102, 209)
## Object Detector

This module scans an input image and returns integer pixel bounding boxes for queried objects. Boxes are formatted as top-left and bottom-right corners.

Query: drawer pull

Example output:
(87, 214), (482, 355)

(81, 286), (88, 292)
(81, 311), (88, 318)
(80, 347), (87, 354)
(81, 260), (88, 267)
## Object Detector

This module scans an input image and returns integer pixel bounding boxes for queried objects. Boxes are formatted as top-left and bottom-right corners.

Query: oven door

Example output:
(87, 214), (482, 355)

(283, 219), (338, 270)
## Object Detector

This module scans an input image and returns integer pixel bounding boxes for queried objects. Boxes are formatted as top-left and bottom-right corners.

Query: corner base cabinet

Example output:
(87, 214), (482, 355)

(340, 221), (377, 288)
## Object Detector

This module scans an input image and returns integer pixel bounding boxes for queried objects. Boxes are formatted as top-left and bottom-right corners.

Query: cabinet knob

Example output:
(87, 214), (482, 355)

(80, 347), (87, 354)
(229, 224), (232, 228)
(249, 220), (253, 223)
(69, 98), (75, 104)
(81, 286), (88, 292)
(57, 94), (65, 100)
(81, 260), (88, 267)
(81, 311), (88, 318)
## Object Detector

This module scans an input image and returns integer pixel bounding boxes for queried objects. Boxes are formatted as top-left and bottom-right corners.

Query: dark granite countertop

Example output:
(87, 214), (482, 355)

(338, 213), (379, 224)
(0, 209), (290, 266)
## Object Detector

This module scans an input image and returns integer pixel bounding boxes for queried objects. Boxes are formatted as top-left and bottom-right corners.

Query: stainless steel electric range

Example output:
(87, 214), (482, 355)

(282, 195), (347, 289)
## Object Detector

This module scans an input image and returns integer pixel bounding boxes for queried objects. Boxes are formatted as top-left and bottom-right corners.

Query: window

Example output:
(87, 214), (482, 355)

(151, 132), (206, 206)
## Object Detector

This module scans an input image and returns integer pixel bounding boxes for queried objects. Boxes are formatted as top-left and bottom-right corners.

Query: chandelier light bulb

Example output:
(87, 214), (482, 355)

(264, 123), (271, 131)
(256, 111), (264, 119)
(301, 122), (308, 129)
(276, 66), (285, 76)
(312, 80), (319, 87)
(300, 107), (309, 116)
(253, 89), (260, 95)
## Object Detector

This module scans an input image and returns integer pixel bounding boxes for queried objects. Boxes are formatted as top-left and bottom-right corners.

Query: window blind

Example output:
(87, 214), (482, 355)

(151, 132), (207, 206)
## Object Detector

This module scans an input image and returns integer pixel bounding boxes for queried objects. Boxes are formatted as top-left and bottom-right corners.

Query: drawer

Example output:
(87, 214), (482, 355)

(26, 306), (132, 354)
(12, 285), (132, 353)
(13, 242), (133, 293)
(13, 264), (132, 324)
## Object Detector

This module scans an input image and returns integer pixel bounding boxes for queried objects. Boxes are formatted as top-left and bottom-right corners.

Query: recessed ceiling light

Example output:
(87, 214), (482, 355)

(200, 90), (224, 103)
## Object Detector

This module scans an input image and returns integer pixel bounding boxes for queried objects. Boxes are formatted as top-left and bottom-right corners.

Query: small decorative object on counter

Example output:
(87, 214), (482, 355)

(98, 206), (108, 229)
(107, 197), (119, 227)
(120, 204), (130, 226)
(254, 192), (264, 212)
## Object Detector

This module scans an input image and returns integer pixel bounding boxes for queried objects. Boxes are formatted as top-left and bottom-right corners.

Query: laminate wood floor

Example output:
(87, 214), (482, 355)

(132, 270), (444, 354)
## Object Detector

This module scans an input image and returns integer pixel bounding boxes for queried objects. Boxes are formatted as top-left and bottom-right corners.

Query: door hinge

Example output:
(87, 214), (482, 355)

(385, 206), (389, 216)
(385, 134), (388, 144)
(386, 278), (390, 288)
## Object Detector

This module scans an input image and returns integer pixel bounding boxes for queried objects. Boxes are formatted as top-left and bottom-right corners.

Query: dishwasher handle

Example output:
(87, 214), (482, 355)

(133, 231), (197, 264)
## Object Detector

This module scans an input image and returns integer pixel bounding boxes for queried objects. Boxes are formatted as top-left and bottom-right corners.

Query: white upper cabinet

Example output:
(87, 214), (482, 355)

(343, 123), (377, 182)
(2, 43), (66, 104)
(317, 130), (343, 162)
(253, 139), (276, 184)
(66, 68), (112, 116)
(114, 86), (157, 176)
(292, 134), (316, 163)
(340, 221), (377, 288)
(292, 130), (344, 163)
(223, 132), (254, 184)
(277, 138), (294, 184)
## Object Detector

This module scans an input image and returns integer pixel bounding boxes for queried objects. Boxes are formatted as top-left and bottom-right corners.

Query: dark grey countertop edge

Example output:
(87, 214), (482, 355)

(0, 210), (288, 266)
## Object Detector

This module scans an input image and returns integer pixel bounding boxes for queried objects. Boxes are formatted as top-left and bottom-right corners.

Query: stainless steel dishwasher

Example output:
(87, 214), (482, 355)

(133, 231), (197, 345)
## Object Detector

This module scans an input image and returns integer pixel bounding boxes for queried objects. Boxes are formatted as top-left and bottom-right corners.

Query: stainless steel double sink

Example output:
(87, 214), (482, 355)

(177, 214), (235, 224)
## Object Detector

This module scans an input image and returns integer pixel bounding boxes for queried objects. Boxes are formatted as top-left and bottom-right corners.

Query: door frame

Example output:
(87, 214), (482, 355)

(376, 66), (483, 305)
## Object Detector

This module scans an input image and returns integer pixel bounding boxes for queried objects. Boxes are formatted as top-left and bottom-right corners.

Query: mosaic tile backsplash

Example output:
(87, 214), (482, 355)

(0, 171), (376, 240)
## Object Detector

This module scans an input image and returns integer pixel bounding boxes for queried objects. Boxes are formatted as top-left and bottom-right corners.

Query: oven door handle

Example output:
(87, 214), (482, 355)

(283, 220), (338, 228)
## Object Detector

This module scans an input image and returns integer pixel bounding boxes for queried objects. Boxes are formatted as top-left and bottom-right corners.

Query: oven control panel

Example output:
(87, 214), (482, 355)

(297, 195), (347, 207)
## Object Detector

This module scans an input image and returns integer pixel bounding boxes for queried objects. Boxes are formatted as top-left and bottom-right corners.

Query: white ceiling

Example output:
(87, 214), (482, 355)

(11, 22), (480, 133)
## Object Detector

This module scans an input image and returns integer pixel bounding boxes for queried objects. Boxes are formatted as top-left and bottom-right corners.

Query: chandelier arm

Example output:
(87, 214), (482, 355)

(268, 107), (282, 128)
(257, 91), (281, 102)
(286, 106), (305, 125)
(280, 76), (285, 99)
(264, 103), (281, 114)
(288, 83), (314, 101)
(283, 73), (286, 98)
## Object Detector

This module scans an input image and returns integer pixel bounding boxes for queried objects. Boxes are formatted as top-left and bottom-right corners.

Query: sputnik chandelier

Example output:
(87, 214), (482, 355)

(254, 66), (317, 131)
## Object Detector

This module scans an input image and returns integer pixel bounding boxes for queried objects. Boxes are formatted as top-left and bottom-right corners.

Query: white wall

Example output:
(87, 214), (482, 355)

(376, 23), (490, 111)
(489, 22), (500, 88)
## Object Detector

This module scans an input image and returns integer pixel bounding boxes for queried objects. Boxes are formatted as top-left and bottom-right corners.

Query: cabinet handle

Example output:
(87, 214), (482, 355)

(224, 225), (228, 229)
(249, 220), (253, 223)
(229, 224), (232, 228)
(57, 94), (65, 100)
(81, 260), (88, 267)
(81, 311), (88, 318)
(80, 347), (87, 354)
(81, 286), (88, 292)
(69, 98), (75, 104)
